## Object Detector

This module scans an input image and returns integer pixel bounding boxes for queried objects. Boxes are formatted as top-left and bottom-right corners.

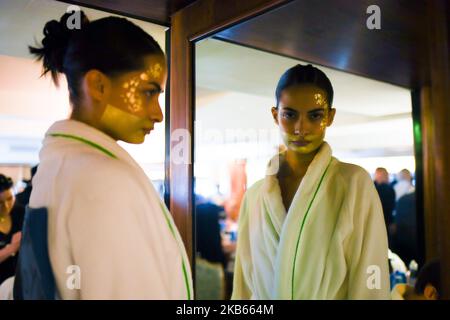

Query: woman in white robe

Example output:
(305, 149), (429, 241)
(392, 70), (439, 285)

(232, 64), (390, 300)
(25, 11), (192, 299)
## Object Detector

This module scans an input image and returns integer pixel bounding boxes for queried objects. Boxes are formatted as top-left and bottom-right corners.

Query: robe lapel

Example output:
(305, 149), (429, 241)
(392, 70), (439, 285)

(273, 142), (333, 299)
(262, 173), (287, 238)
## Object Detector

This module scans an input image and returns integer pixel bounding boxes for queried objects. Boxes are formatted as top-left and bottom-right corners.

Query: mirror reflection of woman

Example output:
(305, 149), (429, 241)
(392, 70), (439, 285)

(232, 64), (390, 299)
(26, 11), (192, 299)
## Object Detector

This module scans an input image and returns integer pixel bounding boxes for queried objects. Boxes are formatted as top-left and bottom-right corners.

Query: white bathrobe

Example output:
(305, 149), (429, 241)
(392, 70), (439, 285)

(232, 142), (390, 300)
(29, 119), (193, 299)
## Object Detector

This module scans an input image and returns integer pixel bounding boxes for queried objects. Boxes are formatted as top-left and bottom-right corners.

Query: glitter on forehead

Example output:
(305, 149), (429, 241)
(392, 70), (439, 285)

(140, 73), (149, 81)
(149, 63), (162, 79)
(314, 93), (327, 106)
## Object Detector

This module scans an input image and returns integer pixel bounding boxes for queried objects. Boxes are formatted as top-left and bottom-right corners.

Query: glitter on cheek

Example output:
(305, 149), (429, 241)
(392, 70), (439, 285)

(319, 108), (329, 131)
(120, 77), (144, 114)
(120, 63), (164, 115)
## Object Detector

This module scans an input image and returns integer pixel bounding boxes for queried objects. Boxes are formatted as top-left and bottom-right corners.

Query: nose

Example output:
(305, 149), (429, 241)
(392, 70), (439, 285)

(294, 114), (311, 136)
(149, 101), (164, 123)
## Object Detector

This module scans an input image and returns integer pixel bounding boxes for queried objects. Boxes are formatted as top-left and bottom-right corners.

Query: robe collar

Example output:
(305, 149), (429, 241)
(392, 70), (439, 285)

(262, 141), (333, 216)
(44, 119), (142, 171)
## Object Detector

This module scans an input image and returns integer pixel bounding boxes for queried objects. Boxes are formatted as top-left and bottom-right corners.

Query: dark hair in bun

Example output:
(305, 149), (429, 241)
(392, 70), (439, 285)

(29, 10), (164, 106)
(275, 64), (334, 108)
(29, 11), (89, 86)
(0, 174), (14, 193)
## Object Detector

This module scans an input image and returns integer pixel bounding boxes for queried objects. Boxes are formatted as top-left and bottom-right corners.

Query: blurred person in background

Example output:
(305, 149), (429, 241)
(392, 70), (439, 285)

(374, 167), (396, 242)
(391, 191), (418, 265)
(392, 260), (440, 300)
(394, 169), (415, 201)
(0, 174), (24, 286)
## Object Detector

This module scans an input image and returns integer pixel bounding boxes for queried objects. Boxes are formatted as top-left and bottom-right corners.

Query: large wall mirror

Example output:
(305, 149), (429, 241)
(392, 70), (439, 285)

(192, 0), (424, 300)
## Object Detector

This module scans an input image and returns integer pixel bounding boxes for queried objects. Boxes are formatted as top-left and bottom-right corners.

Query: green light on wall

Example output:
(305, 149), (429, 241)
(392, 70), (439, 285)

(413, 121), (422, 144)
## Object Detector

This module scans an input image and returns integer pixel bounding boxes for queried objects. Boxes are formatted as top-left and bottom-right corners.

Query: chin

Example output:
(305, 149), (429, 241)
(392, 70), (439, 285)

(122, 134), (146, 144)
(289, 143), (321, 154)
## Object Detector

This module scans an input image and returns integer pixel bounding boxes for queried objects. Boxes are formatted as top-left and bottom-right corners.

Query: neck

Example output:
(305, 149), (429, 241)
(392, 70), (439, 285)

(70, 106), (112, 139)
(70, 107), (96, 129)
(281, 147), (319, 178)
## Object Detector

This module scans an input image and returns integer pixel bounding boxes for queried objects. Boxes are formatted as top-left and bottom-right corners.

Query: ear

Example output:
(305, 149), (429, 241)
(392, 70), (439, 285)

(271, 106), (279, 125)
(423, 284), (439, 300)
(327, 108), (336, 127)
(83, 70), (111, 102)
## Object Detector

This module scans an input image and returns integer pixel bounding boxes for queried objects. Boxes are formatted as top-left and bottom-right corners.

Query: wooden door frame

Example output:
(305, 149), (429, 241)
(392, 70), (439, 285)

(422, 0), (450, 299)
(168, 0), (292, 268)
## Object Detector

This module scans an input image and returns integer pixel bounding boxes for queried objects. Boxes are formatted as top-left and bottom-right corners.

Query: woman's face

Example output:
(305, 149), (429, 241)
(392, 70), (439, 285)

(0, 189), (15, 216)
(99, 54), (167, 144)
(272, 84), (336, 155)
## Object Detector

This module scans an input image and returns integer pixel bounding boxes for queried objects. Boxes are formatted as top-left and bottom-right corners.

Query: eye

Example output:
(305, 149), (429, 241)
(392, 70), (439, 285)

(309, 112), (324, 121)
(281, 110), (297, 120)
(144, 89), (161, 98)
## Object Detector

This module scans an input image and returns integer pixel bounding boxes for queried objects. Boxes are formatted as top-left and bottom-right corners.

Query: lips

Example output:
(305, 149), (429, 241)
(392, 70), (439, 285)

(290, 140), (311, 147)
(142, 127), (153, 134)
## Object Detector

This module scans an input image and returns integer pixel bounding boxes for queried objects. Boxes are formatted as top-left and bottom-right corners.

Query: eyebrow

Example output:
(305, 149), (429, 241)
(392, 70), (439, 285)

(279, 106), (297, 112)
(307, 108), (326, 114)
(280, 107), (325, 113)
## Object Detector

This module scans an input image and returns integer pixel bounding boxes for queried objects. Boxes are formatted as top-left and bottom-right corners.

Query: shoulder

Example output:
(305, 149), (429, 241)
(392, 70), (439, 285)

(58, 150), (139, 199)
(242, 179), (266, 205)
(330, 160), (381, 217)
(332, 160), (374, 190)
(236, 179), (265, 226)
(246, 179), (265, 195)
(333, 160), (372, 181)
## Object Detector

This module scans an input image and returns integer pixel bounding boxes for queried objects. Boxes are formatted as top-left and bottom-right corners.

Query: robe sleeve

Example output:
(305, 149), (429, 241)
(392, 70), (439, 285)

(231, 193), (252, 300)
(63, 162), (171, 299)
(346, 171), (391, 300)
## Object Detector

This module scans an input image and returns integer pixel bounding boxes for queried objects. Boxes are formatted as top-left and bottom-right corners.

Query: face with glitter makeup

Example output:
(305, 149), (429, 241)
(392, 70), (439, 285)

(99, 54), (166, 144)
(271, 84), (336, 155)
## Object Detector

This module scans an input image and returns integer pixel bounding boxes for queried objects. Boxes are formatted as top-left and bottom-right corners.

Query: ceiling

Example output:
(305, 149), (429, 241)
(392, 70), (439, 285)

(57, 0), (197, 25)
(0, 0), (167, 58)
(214, 0), (429, 88)
(42, 0), (429, 89)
